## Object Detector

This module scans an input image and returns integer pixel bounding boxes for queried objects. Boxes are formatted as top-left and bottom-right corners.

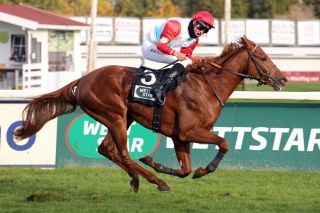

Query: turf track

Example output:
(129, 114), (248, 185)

(0, 167), (319, 212)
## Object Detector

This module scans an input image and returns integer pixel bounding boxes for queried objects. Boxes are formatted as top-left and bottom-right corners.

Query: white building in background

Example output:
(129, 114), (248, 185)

(0, 4), (88, 90)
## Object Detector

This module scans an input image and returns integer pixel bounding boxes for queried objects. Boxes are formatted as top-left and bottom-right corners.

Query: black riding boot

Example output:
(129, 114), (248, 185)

(152, 86), (165, 105)
(152, 77), (174, 105)
(152, 63), (185, 105)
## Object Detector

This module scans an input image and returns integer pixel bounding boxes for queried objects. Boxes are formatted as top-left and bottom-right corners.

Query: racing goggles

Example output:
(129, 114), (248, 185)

(196, 21), (211, 33)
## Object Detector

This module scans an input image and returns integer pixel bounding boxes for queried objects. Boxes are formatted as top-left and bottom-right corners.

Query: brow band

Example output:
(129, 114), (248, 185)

(252, 45), (258, 52)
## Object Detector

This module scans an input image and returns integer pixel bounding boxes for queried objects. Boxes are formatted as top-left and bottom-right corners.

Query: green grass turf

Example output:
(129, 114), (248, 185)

(0, 168), (319, 213)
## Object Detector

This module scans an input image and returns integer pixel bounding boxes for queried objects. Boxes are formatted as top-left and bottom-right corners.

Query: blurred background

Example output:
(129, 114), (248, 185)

(1, 0), (318, 19)
(0, 0), (319, 92)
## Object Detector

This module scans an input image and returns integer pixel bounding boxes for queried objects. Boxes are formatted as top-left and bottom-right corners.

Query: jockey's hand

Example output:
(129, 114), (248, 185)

(173, 51), (187, 61)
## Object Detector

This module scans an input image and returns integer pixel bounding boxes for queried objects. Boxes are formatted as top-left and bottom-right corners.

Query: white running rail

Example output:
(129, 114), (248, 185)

(0, 90), (319, 101)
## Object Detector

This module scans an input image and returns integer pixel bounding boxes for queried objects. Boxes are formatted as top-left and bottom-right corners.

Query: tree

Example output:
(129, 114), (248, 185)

(172, 0), (224, 18)
(11, 0), (61, 13)
(113, 0), (147, 17)
(146, 0), (180, 17)
(304, 0), (320, 17)
(287, 3), (316, 19)
(97, 0), (114, 16)
(1, 0), (319, 18)
(58, 0), (91, 16)
(247, 0), (273, 18)
(232, 0), (248, 18)
(268, 0), (300, 16)
(58, 0), (114, 16)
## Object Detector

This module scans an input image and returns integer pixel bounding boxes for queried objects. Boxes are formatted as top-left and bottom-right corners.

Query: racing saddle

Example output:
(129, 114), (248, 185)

(130, 63), (187, 106)
(129, 63), (187, 132)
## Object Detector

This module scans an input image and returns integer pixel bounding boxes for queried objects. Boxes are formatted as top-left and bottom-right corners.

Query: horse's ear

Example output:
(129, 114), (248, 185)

(240, 35), (249, 46)
(241, 36), (257, 49)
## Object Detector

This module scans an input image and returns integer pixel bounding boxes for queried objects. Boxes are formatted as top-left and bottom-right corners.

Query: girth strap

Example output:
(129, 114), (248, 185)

(152, 104), (163, 132)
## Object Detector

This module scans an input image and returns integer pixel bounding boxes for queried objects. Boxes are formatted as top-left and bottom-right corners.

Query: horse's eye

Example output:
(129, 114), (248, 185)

(260, 56), (267, 61)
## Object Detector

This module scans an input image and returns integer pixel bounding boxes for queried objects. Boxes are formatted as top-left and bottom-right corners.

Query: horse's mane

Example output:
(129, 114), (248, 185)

(188, 36), (247, 74)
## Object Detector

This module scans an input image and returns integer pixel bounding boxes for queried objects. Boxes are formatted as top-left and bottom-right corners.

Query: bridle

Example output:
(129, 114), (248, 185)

(216, 45), (277, 85)
(204, 44), (278, 107)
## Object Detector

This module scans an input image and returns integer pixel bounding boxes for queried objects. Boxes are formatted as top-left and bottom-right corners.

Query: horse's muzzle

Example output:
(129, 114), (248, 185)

(280, 77), (288, 86)
(272, 76), (288, 91)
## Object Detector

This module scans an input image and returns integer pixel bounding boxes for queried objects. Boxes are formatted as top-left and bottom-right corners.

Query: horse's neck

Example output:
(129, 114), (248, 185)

(212, 51), (248, 103)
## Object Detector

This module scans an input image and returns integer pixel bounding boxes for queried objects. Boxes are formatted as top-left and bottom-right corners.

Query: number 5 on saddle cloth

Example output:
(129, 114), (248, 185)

(130, 63), (187, 106)
(129, 63), (187, 132)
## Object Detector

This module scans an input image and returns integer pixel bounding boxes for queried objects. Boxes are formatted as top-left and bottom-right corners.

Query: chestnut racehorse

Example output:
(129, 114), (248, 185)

(14, 36), (287, 192)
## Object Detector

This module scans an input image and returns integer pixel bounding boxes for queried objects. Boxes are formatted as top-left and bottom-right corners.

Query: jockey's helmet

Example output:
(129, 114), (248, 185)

(191, 11), (215, 29)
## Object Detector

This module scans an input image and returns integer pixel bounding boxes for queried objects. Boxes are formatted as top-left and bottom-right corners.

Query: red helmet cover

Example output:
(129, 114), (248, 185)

(192, 11), (215, 28)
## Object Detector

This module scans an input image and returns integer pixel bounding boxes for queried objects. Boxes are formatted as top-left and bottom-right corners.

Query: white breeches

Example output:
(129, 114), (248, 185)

(141, 38), (192, 67)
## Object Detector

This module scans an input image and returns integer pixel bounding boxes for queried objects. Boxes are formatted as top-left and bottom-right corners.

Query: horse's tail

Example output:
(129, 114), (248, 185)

(14, 79), (80, 140)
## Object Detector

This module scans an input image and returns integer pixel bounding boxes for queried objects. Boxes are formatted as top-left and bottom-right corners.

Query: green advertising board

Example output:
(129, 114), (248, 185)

(56, 103), (320, 171)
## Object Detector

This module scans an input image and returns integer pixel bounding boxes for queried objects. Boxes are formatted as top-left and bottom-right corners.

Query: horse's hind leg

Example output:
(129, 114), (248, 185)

(98, 133), (140, 192)
(82, 108), (140, 191)
(109, 117), (171, 192)
(86, 108), (169, 192)
(140, 140), (191, 178)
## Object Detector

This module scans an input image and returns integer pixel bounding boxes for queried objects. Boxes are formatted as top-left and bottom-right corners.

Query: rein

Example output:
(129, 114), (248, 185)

(201, 72), (225, 107)
(204, 44), (275, 107)
(218, 45), (276, 84)
(213, 46), (261, 81)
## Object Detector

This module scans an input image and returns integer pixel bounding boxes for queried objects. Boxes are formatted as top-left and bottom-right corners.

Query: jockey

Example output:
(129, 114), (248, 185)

(141, 10), (215, 105)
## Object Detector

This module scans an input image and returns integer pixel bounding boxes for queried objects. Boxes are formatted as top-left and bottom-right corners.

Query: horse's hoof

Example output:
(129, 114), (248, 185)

(129, 179), (139, 193)
(192, 167), (205, 179)
(157, 183), (170, 192)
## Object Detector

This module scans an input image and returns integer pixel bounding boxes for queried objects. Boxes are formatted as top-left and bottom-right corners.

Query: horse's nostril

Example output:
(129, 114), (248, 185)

(280, 77), (288, 85)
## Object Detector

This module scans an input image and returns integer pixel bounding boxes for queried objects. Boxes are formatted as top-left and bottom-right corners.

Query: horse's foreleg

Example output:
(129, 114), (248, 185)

(182, 128), (229, 179)
(174, 141), (191, 177)
(139, 156), (178, 175)
(192, 151), (225, 179)
(139, 141), (191, 178)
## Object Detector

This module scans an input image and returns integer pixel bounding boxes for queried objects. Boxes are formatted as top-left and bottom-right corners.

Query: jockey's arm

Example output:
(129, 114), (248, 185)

(180, 40), (199, 60)
(156, 20), (187, 61)
(157, 38), (187, 61)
